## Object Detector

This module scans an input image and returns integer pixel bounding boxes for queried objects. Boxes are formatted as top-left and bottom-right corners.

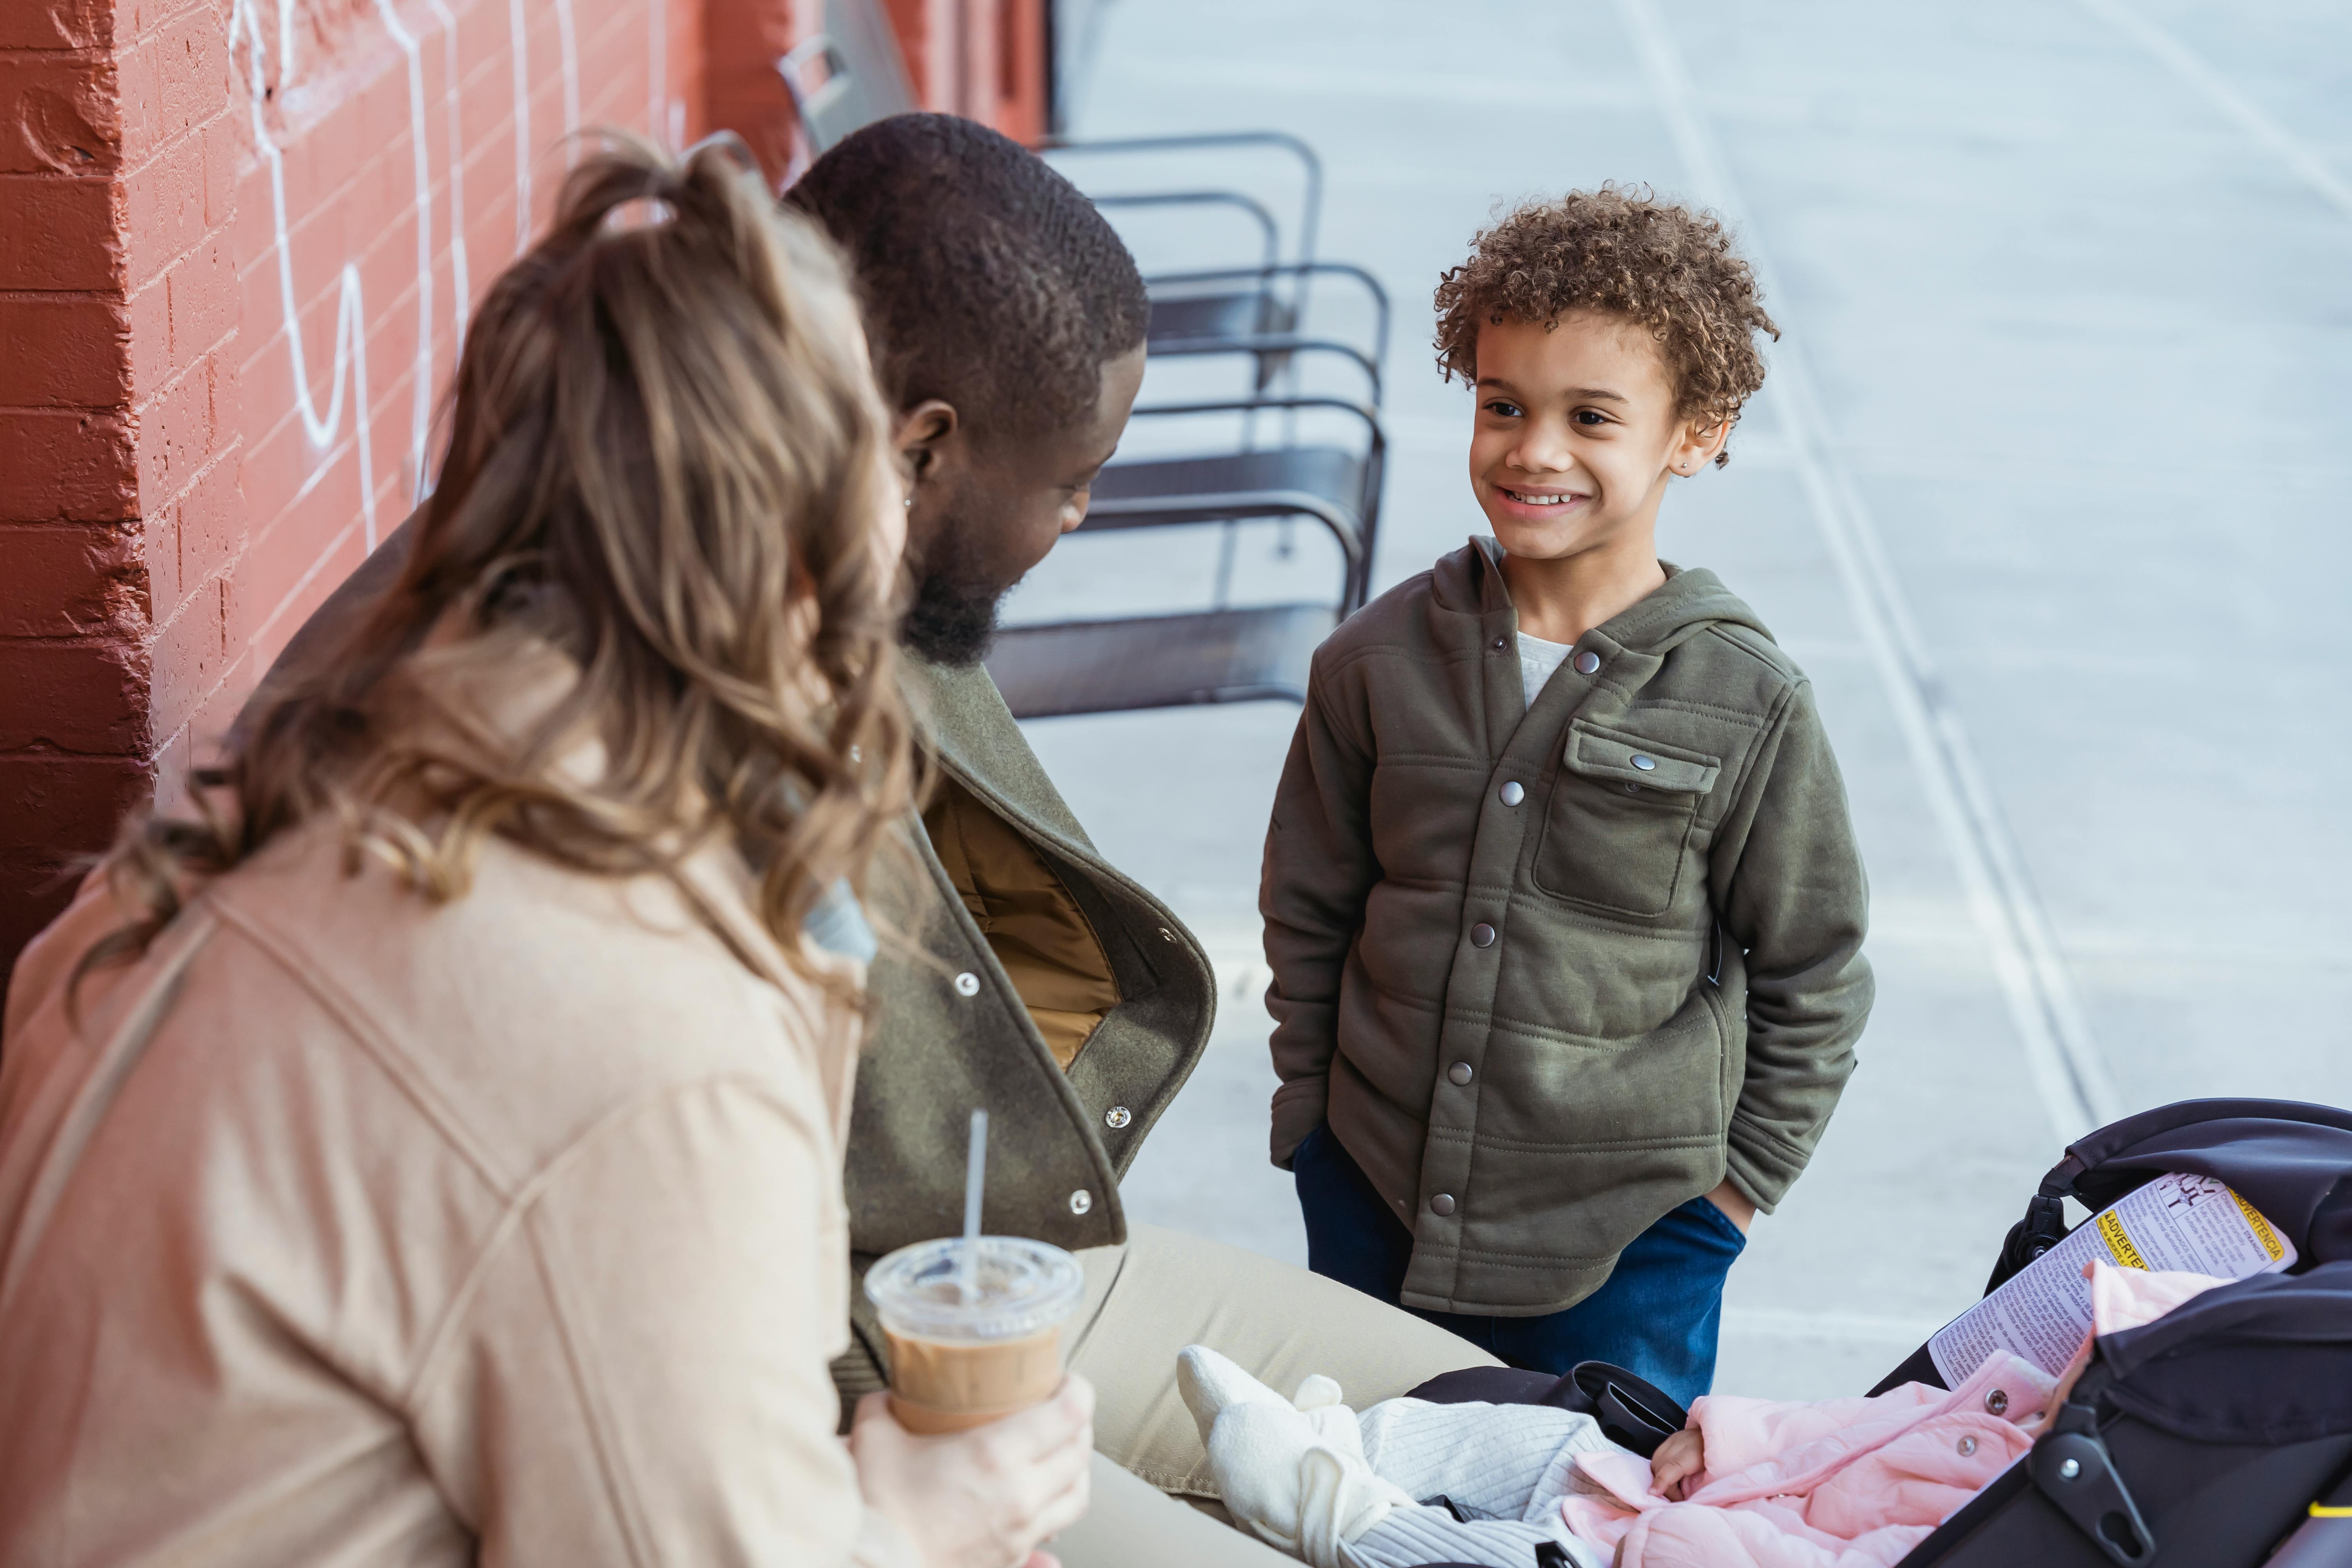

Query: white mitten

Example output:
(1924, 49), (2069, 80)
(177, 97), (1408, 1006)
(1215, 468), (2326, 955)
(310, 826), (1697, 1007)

(1176, 1342), (1289, 1431)
(1176, 1346), (1413, 1568)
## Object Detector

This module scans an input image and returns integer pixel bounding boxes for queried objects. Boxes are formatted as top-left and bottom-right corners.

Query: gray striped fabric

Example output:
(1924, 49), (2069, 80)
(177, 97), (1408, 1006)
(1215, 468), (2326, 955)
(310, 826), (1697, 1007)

(1341, 1504), (1601, 1568)
(1356, 1398), (1613, 1523)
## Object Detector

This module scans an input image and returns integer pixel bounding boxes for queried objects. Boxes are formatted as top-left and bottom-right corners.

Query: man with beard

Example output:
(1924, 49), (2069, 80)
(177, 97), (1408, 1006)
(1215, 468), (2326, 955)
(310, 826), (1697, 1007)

(245, 115), (1487, 1563)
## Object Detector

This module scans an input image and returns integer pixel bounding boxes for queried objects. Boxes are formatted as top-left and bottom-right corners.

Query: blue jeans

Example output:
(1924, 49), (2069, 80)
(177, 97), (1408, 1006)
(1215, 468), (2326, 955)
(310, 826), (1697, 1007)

(1292, 1123), (1746, 1409)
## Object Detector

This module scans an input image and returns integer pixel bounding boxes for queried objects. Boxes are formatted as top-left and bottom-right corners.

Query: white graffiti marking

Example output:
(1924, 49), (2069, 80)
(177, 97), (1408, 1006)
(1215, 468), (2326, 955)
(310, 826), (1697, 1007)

(508, 0), (533, 255)
(423, 0), (471, 341)
(234, 0), (597, 577)
(376, 0), (436, 510)
(232, 0), (381, 548)
(554, 0), (581, 164)
(276, 0), (297, 89)
(647, 0), (664, 141)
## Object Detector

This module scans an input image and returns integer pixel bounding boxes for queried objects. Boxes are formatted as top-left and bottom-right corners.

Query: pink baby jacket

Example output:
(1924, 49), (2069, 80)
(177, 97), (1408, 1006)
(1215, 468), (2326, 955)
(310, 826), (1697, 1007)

(1562, 1264), (2229, 1568)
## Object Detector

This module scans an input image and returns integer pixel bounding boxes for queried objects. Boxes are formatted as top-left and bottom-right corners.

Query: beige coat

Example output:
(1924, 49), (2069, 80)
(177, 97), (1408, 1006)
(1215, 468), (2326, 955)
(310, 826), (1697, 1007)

(231, 515), (1221, 1424)
(0, 805), (909, 1566)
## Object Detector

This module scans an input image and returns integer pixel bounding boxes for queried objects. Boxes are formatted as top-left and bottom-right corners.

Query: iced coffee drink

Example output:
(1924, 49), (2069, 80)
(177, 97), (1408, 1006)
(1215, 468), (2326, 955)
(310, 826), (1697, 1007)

(864, 1235), (1085, 1435)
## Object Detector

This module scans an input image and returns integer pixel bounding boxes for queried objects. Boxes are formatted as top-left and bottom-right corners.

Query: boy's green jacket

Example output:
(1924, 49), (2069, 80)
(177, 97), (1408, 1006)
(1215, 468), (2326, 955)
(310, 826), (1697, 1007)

(1262, 540), (1873, 1316)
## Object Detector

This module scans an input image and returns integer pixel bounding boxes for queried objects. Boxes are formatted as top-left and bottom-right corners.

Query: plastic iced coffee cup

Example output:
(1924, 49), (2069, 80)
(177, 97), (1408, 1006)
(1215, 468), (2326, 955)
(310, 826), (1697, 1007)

(864, 1236), (1085, 1435)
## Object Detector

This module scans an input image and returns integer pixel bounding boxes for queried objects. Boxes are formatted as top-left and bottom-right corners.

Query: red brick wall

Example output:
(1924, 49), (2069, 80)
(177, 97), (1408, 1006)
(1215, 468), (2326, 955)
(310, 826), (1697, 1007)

(883, 0), (1044, 147)
(0, 0), (1041, 989)
(217, 0), (711, 803)
(705, 0), (809, 185)
(1, 0), (223, 982)
(712, 0), (1049, 192)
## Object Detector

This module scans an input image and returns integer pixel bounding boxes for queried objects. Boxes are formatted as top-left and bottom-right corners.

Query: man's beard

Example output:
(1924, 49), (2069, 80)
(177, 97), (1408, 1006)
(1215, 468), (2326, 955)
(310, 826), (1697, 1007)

(899, 521), (1016, 667)
(900, 569), (1013, 666)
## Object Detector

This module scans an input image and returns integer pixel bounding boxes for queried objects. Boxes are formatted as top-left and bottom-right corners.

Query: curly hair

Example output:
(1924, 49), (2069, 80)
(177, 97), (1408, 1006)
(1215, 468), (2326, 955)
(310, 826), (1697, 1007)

(1434, 185), (1777, 465)
(787, 113), (1149, 446)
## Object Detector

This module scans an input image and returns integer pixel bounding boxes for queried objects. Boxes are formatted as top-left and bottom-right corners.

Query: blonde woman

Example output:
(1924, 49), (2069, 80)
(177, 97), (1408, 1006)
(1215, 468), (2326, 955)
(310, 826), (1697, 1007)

(0, 138), (1090, 1568)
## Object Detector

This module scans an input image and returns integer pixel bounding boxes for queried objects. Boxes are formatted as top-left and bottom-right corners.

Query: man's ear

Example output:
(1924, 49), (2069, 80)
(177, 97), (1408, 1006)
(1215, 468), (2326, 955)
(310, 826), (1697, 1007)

(894, 399), (960, 483)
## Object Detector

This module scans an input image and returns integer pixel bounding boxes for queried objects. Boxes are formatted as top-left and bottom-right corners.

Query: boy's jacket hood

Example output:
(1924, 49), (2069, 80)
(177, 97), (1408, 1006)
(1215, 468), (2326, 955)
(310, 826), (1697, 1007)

(1442, 536), (1773, 656)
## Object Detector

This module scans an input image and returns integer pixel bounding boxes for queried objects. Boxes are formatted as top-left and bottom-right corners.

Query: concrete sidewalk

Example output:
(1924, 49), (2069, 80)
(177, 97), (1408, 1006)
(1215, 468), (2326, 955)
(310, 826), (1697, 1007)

(1016, 0), (2352, 1397)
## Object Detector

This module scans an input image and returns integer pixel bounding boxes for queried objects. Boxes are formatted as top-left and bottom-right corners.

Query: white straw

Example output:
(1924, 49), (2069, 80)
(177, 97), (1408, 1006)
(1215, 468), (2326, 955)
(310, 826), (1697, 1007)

(959, 1108), (988, 1302)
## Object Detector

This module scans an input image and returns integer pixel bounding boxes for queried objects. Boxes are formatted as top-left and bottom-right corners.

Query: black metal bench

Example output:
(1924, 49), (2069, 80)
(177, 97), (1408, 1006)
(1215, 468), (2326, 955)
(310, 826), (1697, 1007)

(985, 396), (1383, 720)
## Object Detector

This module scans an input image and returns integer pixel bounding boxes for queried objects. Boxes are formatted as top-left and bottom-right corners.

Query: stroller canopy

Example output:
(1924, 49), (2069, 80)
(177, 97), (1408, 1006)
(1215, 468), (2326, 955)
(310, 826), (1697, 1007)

(1982, 1098), (2352, 1302)
(2097, 1259), (2352, 1446)
(2045, 1098), (2352, 1266)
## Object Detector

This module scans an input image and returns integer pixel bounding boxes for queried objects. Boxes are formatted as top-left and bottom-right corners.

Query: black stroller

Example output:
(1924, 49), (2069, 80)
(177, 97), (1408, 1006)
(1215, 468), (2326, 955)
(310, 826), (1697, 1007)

(1412, 1098), (2352, 1567)
(1884, 1097), (2352, 1566)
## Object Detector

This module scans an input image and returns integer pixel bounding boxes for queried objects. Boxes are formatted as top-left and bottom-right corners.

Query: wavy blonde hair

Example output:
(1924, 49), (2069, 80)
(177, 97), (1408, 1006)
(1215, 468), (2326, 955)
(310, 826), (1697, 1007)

(84, 134), (917, 996)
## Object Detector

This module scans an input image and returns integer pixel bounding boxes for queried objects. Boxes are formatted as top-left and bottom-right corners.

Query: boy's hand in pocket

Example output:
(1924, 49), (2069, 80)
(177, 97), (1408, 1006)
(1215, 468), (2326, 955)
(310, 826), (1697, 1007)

(1704, 1178), (1755, 1235)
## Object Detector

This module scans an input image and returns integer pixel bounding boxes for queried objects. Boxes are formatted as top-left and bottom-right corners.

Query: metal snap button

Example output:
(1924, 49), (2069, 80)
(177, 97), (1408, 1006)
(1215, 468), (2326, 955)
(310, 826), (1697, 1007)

(1985, 1388), (2009, 1416)
(1623, 782), (1641, 794)
(1573, 650), (1601, 675)
(1448, 1062), (1473, 1085)
(1470, 922), (1496, 948)
(1957, 1435), (1978, 1457)
(1492, 637), (1508, 650)
(1499, 780), (1524, 806)
(953, 971), (981, 997)
(1069, 1189), (1093, 1215)
(2058, 1458), (2082, 1480)
(1105, 1105), (1132, 1130)
(1631, 754), (1656, 771)
(1430, 1194), (1456, 1216)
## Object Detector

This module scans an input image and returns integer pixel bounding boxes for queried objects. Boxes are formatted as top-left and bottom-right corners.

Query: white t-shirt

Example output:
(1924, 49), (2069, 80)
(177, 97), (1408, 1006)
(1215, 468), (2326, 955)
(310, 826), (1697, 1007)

(1517, 632), (1575, 710)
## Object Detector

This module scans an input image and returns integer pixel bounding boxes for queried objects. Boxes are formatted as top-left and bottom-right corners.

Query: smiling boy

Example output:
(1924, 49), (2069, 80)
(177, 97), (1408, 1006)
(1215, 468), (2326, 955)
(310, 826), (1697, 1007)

(1261, 187), (1875, 1403)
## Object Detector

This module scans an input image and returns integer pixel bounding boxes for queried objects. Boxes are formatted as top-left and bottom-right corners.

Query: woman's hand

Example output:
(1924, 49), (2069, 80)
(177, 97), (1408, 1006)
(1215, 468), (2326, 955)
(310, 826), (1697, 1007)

(851, 1376), (1096, 1568)
(1646, 1426), (1706, 1501)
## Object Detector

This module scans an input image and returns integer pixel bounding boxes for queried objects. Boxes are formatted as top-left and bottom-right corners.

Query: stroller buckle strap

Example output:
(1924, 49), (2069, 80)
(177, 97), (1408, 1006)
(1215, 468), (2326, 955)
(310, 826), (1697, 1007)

(2023, 1192), (2068, 1259)
(2030, 1427), (2157, 1565)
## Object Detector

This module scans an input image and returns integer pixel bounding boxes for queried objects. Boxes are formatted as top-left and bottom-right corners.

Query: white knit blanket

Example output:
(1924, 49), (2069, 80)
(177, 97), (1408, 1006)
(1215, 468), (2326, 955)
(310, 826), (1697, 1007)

(1177, 1345), (1621, 1568)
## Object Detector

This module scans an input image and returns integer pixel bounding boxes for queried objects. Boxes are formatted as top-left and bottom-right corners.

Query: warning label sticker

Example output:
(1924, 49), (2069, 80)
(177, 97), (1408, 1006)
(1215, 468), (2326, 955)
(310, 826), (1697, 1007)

(1929, 1172), (2297, 1383)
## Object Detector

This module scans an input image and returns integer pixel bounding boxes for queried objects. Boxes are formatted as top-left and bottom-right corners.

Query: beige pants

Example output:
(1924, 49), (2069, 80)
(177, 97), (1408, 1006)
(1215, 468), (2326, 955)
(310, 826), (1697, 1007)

(1050, 1223), (1498, 1567)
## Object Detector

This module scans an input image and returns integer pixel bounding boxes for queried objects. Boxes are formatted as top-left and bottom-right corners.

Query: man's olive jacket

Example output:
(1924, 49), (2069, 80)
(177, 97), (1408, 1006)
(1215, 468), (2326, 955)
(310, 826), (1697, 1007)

(833, 656), (1215, 1396)
(1261, 541), (1872, 1318)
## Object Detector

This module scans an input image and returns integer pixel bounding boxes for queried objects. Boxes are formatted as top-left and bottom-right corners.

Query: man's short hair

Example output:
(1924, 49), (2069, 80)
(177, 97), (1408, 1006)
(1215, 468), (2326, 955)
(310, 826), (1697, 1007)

(786, 113), (1149, 445)
(1434, 185), (1778, 464)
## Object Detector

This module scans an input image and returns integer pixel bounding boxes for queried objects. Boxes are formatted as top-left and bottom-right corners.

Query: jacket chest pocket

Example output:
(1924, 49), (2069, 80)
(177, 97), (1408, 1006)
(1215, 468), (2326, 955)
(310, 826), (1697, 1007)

(1532, 720), (1721, 917)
